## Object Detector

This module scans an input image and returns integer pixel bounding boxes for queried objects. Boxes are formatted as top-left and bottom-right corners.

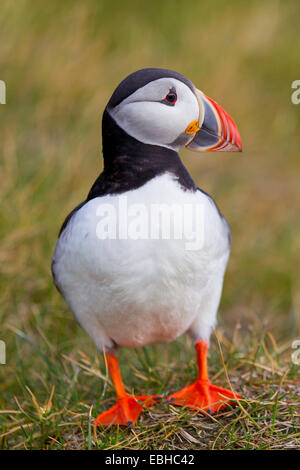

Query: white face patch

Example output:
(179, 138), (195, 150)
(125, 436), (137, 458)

(109, 78), (200, 150)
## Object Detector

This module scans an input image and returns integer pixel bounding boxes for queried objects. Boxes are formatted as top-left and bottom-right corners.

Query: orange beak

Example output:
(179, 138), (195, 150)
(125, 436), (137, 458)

(186, 89), (242, 152)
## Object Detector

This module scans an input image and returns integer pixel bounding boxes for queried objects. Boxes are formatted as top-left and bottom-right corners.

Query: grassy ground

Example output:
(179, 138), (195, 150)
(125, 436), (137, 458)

(0, 0), (299, 449)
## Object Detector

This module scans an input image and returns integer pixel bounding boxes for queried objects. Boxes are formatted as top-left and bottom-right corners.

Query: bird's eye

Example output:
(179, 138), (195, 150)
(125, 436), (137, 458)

(162, 88), (177, 106)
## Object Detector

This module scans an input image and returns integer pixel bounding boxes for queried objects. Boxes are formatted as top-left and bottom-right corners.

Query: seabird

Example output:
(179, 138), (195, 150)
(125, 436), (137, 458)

(52, 68), (242, 426)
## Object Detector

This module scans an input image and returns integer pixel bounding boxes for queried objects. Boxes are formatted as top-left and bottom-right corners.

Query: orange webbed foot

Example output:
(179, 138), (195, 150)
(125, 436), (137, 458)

(168, 379), (241, 414)
(168, 340), (241, 415)
(95, 394), (161, 427)
(96, 353), (162, 426)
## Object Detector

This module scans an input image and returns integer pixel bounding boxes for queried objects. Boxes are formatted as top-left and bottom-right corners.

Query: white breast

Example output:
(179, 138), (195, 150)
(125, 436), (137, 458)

(52, 173), (230, 350)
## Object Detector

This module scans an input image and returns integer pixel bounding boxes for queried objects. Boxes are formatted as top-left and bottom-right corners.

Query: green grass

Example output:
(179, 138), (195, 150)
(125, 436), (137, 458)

(0, 330), (299, 449)
(0, 0), (299, 449)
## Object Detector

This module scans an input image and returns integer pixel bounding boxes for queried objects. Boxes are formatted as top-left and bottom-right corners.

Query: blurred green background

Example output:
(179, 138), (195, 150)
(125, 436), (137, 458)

(0, 0), (299, 446)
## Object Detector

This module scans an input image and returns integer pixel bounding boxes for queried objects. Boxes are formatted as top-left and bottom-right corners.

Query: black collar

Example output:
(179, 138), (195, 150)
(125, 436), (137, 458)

(87, 109), (196, 200)
(58, 110), (196, 236)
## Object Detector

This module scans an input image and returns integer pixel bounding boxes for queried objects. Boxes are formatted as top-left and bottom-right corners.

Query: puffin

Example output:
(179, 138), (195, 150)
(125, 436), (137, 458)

(52, 68), (242, 427)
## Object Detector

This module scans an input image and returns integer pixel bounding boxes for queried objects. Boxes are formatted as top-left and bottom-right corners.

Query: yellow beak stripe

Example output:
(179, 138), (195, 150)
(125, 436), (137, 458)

(185, 120), (200, 135)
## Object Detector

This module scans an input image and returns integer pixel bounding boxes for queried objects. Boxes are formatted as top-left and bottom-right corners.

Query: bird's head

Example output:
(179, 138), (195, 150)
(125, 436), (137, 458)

(106, 68), (242, 153)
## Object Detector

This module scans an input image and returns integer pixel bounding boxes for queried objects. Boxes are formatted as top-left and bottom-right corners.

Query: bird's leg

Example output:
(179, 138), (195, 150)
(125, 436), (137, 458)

(168, 340), (241, 414)
(95, 354), (161, 426)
